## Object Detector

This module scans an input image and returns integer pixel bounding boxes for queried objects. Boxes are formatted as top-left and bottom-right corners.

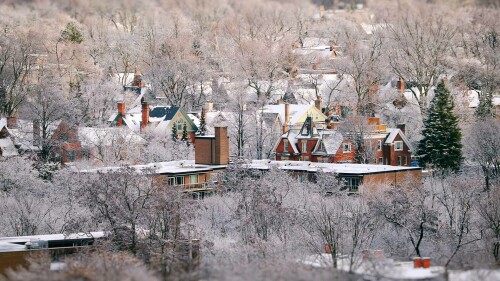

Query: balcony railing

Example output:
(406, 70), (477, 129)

(167, 181), (219, 191)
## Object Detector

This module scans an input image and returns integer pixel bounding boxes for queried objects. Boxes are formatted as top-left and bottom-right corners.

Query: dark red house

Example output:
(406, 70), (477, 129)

(274, 117), (413, 166)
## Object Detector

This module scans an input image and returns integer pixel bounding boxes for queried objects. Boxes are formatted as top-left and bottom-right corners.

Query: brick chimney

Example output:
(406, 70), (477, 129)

(398, 77), (405, 93)
(397, 124), (406, 135)
(132, 69), (144, 87)
(6, 117), (16, 129)
(283, 103), (290, 133)
(315, 96), (322, 112)
(117, 102), (125, 127)
(195, 126), (229, 165)
(141, 102), (149, 130)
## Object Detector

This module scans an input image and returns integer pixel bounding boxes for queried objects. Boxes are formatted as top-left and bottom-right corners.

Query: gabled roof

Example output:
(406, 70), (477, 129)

(263, 104), (326, 125)
(384, 128), (414, 152)
(0, 118), (59, 151)
(312, 131), (344, 155)
(274, 129), (301, 155)
(297, 116), (320, 139)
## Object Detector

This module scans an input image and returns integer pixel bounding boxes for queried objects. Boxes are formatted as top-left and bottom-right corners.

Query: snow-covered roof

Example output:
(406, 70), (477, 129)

(78, 127), (145, 147)
(314, 131), (344, 155)
(468, 90), (500, 108)
(244, 160), (420, 175)
(0, 118), (59, 151)
(80, 159), (226, 175)
(263, 104), (316, 125)
(0, 232), (106, 253)
(385, 128), (414, 152)
(0, 137), (19, 157)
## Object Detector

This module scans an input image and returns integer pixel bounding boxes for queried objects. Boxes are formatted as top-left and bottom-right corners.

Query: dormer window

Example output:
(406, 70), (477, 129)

(394, 141), (403, 151)
(283, 139), (289, 152)
(302, 141), (307, 153)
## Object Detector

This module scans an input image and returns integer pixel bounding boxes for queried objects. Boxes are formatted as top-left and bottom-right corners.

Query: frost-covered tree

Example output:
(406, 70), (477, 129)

(197, 111), (207, 136)
(417, 80), (462, 172)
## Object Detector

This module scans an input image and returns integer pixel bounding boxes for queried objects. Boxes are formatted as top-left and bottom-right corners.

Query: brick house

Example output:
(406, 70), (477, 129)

(82, 126), (230, 199)
(274, 116), (413, 166)
(51, 122), (145, 164)
(109, 101), (198, 143)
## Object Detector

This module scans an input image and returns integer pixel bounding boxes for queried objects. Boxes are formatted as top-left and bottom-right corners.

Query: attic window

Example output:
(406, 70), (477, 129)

(283, 139), (289, 152)
(394, 141), (403, 151)
(177, 120), (185, 131)
(343, 143), (351, 153)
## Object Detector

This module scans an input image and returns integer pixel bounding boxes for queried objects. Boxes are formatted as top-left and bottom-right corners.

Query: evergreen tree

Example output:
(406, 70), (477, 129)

(171, 124), (178, 141)
(475, 91), (495, 120)
(417, 80), (462, 172)
(198, 111), (207, 136)
(181, 123), (189, 145)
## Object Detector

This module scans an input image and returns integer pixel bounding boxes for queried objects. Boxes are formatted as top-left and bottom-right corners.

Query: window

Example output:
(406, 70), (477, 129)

(394, 141), (403, 151)
(283, 139), (289, 152)
(299, 173), (307, 182)
(177, 120), (184, 131)
(378, 157), (383, 165)
(345, 177), (361, 192)
(167, 176), (184, 186)
(302, 141), (307, 153)
(377, 140), (382, 150)
(176, 176), (184, 185)
(167, 177), (175, 185)
(189, 174), (198, 184)
(404, 156), (408, 166)
(281, 156), (289, 161)
(385, 158), (389, 165)
(303, 156), (309, 161)
(343, 143), (351, 153)
(397, 156), (402, 166)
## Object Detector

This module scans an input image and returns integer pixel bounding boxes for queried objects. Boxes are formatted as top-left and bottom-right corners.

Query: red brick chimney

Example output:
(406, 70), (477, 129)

(315, 96), (322, 112)
(6, 117), (16, 129)
(132, 69), (144, 87)
(283, 103), (290, 133)
(141, 102), (149, 130)
(398, 77), (405, 93)
(117, 102), (126, 127)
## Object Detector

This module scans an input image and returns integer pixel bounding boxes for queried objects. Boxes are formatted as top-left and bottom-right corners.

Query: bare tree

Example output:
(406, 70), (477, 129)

(465, 119), (500, 190)
(384, 13), (456, 113)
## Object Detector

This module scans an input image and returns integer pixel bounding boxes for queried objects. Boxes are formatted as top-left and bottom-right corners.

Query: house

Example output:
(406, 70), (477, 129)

(274, 116), (413, 166)
(0, 232), (107, 275)
(80, 126), (230, 198)
(108, 101), (198, 142)
(51, 122), (145, 164)
(242, 159), (422, 193)
(262, 101), (328, 132)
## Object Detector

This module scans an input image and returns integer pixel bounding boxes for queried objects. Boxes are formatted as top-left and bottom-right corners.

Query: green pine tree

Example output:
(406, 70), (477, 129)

(417, 80), (462, 173)
(172, 124), (178, 141)
(181, 123), (189, 145)
(60, 22), (84, 43)
(198, 112), (207, 136)
(475, 91), (495, 120)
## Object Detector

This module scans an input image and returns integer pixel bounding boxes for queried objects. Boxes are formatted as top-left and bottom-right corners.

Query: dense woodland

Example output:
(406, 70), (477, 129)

(1, 0), (500, 280)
